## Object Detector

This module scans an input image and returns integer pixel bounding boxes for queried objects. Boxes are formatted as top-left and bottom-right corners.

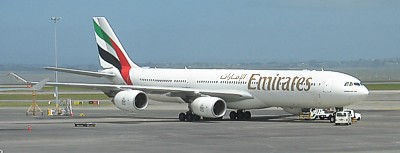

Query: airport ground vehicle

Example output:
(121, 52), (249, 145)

(299, 108), (333, 120)
(344, 109), (362, 121)
(335, 111), (352, 125)
(328, 108), (361, 123)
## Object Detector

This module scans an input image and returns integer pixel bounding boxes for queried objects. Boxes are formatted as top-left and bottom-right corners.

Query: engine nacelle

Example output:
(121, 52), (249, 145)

(113, 90), (148, 111)
(190, 97), (227, 118)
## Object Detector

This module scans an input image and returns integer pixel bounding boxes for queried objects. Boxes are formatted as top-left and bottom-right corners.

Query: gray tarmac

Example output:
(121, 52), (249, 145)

(1, 91), (400, 153)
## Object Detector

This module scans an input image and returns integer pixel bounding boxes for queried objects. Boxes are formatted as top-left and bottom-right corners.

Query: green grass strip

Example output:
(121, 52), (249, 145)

(0, 94), (109, 100)
(365, 84), (400, 90)
(0, 101), (113, 107)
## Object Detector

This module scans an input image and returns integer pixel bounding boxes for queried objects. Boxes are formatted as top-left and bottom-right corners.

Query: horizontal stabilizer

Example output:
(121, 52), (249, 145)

(45, 67), (115, 78)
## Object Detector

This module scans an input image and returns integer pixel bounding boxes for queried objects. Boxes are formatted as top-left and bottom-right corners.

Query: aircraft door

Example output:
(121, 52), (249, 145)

(323, 78), (333, 93)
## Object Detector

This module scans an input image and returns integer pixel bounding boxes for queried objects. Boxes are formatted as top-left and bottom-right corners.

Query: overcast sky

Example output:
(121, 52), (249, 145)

(1, 0), (399, 66)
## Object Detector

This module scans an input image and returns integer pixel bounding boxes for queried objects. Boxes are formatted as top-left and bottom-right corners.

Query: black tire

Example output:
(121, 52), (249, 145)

(229, 111), (237, 120)
(329, 116), (335, 123)
(193, 114), (201, 121)
(244, 111), (251, 120)
(186, 113), (193, 122)
(178, 113), (186, 122)
(237, 111), (244, 120)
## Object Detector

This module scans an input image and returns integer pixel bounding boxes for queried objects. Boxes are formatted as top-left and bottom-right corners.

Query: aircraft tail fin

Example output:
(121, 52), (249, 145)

(93, 17), (139, 69)
(32, 78), (49, 91)
(93, 17), (138, 85)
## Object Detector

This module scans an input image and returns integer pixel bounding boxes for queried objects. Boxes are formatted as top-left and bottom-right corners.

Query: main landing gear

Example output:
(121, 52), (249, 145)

(178, 111), (224, 122)
(178, 111), (201, 122)
(229, 110), (251, 120)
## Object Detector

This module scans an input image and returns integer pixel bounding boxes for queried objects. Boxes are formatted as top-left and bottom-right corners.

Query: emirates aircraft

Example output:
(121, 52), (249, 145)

(44, 17), (369, 121)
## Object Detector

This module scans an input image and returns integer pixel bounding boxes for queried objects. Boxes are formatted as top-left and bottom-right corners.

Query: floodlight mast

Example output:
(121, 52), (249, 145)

(51, 16), (61, 105)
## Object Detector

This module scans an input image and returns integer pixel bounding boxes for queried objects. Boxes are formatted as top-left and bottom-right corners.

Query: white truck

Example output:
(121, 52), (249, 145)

(344, 109), (362, 121)
(334, 111), (352, 125)
(314, 109), (334, 120)
(299, 108), (333, 120)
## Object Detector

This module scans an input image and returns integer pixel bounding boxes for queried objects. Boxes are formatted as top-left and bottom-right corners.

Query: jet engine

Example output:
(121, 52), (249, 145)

(113, 90), (148, 111)
(190, 97), (227, 118)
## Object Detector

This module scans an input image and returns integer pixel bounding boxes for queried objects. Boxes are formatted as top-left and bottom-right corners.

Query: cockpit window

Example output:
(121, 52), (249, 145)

(344, 82), (361, 86)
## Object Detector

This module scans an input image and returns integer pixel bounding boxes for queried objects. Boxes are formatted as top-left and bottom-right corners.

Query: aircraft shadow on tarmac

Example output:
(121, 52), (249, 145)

(94, 115), (333, 124)
(23, 114), (334, 124)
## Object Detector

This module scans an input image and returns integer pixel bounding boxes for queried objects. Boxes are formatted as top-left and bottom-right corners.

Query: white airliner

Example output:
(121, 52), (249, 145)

(0, 77), (48, 92)
(43, 17), (369, 121)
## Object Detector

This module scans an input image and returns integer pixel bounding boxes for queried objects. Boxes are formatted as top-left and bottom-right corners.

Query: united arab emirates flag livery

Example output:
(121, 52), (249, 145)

(93, 17), (138, 85)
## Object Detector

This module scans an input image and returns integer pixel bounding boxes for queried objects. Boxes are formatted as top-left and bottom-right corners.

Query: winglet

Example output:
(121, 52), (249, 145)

(32, 78), (49, 91)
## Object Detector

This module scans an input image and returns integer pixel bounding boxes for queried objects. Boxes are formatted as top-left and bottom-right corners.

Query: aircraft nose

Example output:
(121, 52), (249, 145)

(359, 86), (369, 100)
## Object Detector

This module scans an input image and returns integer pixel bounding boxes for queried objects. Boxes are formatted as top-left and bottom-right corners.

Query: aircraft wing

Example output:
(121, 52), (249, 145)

(44, 67), (115, 78)
(43, 81), (254, 102)
(0, 78), (49, 92)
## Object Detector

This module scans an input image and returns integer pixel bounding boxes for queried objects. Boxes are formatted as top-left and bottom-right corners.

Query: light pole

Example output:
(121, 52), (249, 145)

(51, 17), (61, 105)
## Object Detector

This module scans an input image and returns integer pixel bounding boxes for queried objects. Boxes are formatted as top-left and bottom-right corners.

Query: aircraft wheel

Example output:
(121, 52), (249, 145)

(179, 112), (186, 121)
(186, 113), (193, 122)
(193, 114), (201, 121)
(229, 111), (237, 120)
(237, 111), (244, 120)
(244, 111), (251, 120)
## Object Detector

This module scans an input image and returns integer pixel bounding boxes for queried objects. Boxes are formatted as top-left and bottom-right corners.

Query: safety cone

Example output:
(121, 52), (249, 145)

(27, 125), (32, 131)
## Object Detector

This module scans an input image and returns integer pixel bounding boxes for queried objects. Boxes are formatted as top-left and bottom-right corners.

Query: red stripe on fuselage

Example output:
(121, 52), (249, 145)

(110, 39), (133, 85)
